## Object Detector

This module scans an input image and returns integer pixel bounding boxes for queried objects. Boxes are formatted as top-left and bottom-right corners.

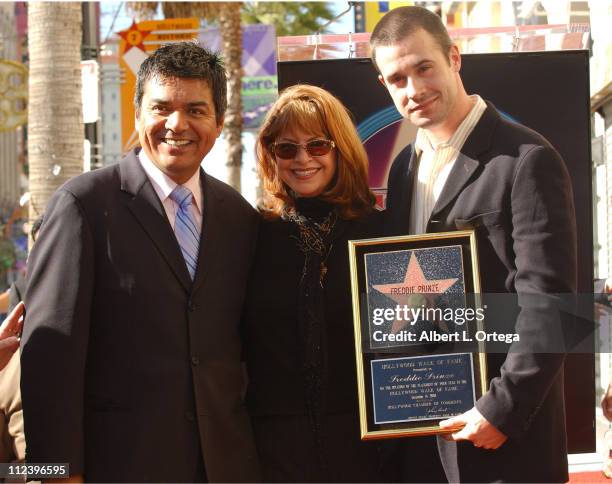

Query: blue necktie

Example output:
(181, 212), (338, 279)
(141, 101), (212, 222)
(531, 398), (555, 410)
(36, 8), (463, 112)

(169, 185), (200, 280)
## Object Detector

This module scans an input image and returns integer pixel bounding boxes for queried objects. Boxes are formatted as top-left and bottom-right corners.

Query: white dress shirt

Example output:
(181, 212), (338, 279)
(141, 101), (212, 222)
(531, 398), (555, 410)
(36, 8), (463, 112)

(409, 95), (487, 234)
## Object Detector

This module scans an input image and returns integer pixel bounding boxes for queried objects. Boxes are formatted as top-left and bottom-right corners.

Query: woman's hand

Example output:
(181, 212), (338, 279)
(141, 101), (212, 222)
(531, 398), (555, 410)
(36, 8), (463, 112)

(0, 301), (24, 370)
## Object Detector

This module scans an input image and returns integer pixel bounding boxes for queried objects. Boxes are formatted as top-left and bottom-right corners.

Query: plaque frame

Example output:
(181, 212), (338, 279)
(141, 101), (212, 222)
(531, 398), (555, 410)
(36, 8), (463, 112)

(348, 230), (488, 440)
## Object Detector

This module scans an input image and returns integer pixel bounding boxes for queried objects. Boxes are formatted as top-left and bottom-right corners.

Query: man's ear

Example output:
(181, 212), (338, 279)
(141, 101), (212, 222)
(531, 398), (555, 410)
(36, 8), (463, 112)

(377, 74), (386, 87)
(449, 44), (461, 72)
(216, 115), (225, 137)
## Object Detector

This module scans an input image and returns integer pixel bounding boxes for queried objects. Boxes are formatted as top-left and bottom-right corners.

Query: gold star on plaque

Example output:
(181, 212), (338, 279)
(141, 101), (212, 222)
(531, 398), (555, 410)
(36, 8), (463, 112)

(373, 252), (458, 333)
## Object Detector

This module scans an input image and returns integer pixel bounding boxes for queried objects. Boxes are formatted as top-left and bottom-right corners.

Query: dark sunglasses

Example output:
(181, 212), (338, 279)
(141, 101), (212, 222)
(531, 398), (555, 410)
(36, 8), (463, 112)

(270, 139), (335, 159)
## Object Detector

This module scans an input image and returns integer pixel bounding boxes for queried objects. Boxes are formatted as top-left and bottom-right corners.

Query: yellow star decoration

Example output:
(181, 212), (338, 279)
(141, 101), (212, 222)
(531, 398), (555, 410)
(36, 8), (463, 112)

(118, 21), (153, 55)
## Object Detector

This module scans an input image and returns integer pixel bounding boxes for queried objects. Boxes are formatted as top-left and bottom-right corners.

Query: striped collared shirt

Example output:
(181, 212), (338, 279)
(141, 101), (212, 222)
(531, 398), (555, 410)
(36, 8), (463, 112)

(408, 95), (487, 234)
(138, 149), (203, 234)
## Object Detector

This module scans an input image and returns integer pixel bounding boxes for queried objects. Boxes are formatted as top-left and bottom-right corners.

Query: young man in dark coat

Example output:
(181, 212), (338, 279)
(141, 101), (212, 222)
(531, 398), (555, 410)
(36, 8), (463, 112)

(371, 7), (576, 483)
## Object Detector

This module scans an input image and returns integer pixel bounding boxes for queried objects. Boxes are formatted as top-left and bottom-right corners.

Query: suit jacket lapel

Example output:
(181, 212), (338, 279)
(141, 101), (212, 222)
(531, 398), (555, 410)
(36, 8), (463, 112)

(388, 145), (418, 235)
(402, 146), (419, 229)
(427, 103), (500, 229)
(120, 150), (192, 292)
(427, 153), (480, 227)
(191, 171), (224, 295)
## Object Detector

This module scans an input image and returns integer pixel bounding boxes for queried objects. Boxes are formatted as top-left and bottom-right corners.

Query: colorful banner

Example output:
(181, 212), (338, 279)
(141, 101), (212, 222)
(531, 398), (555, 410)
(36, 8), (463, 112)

(200, 24), (277, 129)
(364, 2), (413, 32)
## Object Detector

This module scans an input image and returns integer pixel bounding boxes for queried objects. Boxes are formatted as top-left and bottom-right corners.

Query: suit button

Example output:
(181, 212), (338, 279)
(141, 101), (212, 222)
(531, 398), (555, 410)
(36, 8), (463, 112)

(188, 302), (197, 312)
(191, 356), (200, 366)
(185, 411), (195, 422)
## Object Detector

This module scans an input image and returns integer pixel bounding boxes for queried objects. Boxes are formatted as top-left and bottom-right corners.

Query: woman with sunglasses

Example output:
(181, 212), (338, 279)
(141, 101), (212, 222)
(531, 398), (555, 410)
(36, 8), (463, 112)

(242, 84), (385, 482)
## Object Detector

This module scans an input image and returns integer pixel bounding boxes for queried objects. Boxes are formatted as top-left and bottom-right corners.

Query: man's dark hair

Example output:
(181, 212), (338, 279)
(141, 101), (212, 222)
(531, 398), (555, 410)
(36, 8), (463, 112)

(370, 6), (453, 72)
(134, 42), (227, 125)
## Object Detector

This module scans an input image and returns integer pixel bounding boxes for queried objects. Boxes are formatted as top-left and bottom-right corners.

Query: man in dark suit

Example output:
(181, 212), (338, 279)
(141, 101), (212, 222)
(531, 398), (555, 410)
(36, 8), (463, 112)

(370, 7), (576, 483)
(21, 43), (260, 483)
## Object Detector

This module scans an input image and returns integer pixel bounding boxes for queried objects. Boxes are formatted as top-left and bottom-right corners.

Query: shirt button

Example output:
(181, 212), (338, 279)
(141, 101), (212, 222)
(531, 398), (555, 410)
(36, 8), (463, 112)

(191, 356), (200, 366)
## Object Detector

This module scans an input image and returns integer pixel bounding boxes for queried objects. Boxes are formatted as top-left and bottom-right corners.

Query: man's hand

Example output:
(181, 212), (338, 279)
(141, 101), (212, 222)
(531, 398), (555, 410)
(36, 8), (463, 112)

(0, 301), (24, 370)
(439, 407), (508, 450)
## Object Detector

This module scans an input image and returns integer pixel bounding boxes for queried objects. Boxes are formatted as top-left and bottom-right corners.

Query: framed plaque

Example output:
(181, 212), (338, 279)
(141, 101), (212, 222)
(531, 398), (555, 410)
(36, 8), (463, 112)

(348, 230), (487, 439)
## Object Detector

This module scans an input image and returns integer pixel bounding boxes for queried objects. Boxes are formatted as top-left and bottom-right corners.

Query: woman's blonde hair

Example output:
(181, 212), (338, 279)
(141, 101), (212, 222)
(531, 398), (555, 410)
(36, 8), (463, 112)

(256, 84), (374, 219)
